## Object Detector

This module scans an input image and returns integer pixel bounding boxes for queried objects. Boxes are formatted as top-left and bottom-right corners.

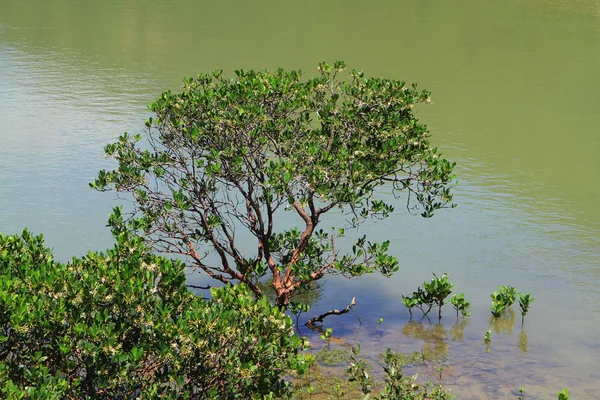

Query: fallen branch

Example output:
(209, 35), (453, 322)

(187, 284), (211, 290)
(305, 297), (356, 327)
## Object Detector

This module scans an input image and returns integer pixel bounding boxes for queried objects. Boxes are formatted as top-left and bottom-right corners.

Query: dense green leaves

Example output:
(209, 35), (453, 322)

(0, 231), (308, 399)
(92, 62), (456, 306)
(402, 274), (457, 320)
(490, 285), (519, 318)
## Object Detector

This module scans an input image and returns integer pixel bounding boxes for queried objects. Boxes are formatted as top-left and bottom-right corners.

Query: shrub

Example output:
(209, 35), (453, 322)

(0, 230), (309, 399)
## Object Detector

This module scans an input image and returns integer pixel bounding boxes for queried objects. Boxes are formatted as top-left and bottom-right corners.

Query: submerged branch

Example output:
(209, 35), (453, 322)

(305, 297), (356, 327)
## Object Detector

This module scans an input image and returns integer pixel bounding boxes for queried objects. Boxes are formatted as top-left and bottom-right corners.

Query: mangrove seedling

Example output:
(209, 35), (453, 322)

(347, 344), (374, 396)
(490, 290), (509, 317)
(557, 388), (569, 400)
(320, 327), (333, 348)
(402, 274), (457, 319)
(484, 330), (492, 344)
(422, 273), (454, 320)
(499, 285), (518, 308)
(484, 329), (492, 353)
(518, 293), (534, 323)
(402, 294), (420, 318)
(490, 285), (519, 318)
(413, 286), (436, 317)
(490, 300), (505, 318)
(450, 293), (471, 318)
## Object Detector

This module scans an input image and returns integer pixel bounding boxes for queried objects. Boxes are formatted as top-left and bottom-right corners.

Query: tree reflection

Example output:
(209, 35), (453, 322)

(489, 308), (516, 335)
(402, 320), (449, 360)
(518, 328), (528, 354)
(450, 317), (469, 342)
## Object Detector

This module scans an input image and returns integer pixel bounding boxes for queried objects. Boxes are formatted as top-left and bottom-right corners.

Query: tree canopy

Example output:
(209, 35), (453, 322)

(92, 61), (455, 307)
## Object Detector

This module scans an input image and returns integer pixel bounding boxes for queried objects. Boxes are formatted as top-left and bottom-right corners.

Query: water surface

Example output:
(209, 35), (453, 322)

(1, 1), (599, 397)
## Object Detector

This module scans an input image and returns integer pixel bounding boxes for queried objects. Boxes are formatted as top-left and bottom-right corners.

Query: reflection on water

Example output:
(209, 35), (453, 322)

(402, 320), (450, 360)
(449, 318), (469, 343)
(489, 308), (517, 336)
(518, 329), (529, 354)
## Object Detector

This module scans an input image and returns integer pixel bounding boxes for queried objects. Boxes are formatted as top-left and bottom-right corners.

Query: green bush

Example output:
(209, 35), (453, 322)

(0, 230), (309, 399)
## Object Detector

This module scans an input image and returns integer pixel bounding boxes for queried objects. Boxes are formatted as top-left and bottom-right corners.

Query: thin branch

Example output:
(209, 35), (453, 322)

(187, 284), (211, 290)
(305, 297), (356, 327)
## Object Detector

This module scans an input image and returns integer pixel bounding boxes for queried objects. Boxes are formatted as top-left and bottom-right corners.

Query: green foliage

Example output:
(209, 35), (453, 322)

(484, 330), (492, 344)
(423, 274), (454, 320)
(449, 293), (470, 318)
(92, 61), (456, 307)
(490, 286), (513, 318)
(490, 296), (506, 318)
(402, 274), (456, 320)
(499, 285), (517, 307)
(320, 327), (333, 347)
(347, 344), (375, 397)
(347, 346), (453, 400)
(518, 293), (534, 322)
(491, 286), (532, 321)
(378, 349), (453, 400)
(0, 230), (309, 399)
(516, 387), (570, 400)
(557, 388), (569, 400)
(288, 301), (311, 331)
(402, 294), (421, 318)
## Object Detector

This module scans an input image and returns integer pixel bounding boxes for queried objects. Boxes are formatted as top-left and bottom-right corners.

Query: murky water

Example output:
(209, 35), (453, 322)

(1, 0), (600, 397)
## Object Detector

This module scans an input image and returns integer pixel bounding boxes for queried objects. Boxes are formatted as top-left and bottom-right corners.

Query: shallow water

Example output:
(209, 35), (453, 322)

(1, 0), (600, 397)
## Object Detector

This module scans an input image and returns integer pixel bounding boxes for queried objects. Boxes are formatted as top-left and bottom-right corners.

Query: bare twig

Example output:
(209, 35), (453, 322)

(187, 284), (211, 290)
(305, 297), (356, 327)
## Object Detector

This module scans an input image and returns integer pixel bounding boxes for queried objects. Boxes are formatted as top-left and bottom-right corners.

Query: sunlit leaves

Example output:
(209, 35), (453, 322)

(91, 62), (456, 306)
(0, 231), (309, 398)
(402, 274), (457, 320)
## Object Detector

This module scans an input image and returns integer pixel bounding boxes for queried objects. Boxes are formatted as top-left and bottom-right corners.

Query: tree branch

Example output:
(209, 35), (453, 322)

(305, 297), (356, 327)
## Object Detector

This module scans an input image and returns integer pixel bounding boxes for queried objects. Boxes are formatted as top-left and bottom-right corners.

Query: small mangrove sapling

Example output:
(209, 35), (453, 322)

(484, 330), (492, 344)
(450, 293), (471, 318)
(347, 344), (374, 396)
(402, 294), (420, 318)
(423, 273), (454, 320)
(484, 329), (492, 352)
(321, 327), (333, 348)
(403, 274), (455, 320)
(518, 293), (534, 323)
(490, 285), (516, 318)
(483, 329), (492, 353)
(557, 388), (569, 400)
(499, 285), (517, 307)
(490, 291), (507, 318)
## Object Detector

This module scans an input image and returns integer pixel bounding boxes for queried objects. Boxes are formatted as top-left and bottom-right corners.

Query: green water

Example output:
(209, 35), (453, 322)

(1, 0), (600, 397)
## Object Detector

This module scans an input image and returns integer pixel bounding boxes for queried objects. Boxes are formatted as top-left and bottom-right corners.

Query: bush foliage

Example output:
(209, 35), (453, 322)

(0, 230), (308, 399)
